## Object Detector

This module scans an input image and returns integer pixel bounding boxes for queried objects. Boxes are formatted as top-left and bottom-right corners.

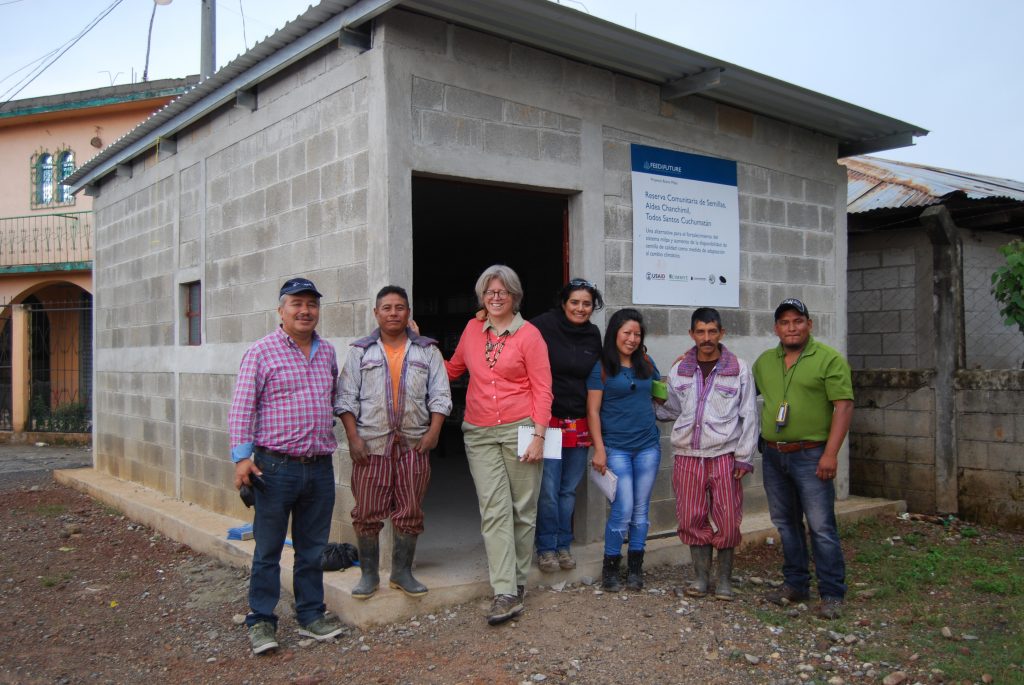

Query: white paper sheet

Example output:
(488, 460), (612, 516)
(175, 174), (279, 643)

(588, 467), (618, 502)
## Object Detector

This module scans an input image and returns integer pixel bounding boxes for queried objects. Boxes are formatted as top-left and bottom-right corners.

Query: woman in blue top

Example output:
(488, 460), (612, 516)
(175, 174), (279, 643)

(586, 308), (661, 592)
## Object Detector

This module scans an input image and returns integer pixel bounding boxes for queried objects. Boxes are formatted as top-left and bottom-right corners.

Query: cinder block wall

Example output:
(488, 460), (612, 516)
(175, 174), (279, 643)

(850, 368), (1024, 530)
(93, 172), (179, 492)
(846, 231), (929, 369)
(957, 370), (1024, 529)
(962, 233), (1024, 370)
(92, 39), (371, 539)
(849, 369), (937, 513)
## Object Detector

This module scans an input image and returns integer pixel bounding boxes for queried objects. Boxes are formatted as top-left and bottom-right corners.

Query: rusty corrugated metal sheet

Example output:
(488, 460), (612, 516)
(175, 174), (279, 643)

(842, 156), (1024, 213)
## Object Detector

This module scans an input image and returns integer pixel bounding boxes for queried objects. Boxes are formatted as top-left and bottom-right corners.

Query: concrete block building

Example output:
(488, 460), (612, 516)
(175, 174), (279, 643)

(841, 156), (1024, 527)
(68, 0), (924, 555)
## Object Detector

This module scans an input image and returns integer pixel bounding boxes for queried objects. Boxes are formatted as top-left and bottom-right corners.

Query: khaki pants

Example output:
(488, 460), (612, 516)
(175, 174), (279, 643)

(463, 420), (542, 596)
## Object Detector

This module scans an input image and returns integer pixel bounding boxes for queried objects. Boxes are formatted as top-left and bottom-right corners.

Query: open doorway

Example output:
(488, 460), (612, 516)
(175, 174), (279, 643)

(411, 176), (567, 561)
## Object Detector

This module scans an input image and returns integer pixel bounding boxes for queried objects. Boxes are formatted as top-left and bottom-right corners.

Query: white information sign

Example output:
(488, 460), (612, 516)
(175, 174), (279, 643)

(631, 144), (739, 307)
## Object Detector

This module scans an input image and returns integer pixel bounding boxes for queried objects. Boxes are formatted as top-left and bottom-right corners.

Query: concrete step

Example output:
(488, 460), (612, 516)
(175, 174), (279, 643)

(55, 467), (905, 629)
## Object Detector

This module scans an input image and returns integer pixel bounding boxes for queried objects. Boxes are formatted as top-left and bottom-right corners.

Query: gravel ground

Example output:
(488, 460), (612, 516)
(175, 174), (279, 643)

(0, 469), (1016, 685)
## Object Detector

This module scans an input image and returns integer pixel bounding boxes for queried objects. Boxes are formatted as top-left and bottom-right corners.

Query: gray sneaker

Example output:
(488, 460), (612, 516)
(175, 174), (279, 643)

(814, 597), (844, 620)
(556, 548), (576, 570)
(537, 550), (559, 573)
(248, 621), (279, 655)
(298, 615), (345, 641)
(486, 594), (524, 626)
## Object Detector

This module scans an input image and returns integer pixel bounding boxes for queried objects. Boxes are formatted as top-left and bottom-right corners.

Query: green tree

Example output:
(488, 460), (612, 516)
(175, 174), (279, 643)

(991, 239), (1024, 338)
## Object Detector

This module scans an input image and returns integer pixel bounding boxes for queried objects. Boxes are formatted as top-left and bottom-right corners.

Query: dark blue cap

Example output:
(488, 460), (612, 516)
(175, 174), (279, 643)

(774, 298), (809, 321)
(279, 278), (322, 298)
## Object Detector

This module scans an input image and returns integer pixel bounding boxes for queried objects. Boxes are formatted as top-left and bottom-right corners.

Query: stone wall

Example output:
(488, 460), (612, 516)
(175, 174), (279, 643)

(850, 368), (1024, 529)
(956, 370), (1024, 528)
(849, 369), (936, 513)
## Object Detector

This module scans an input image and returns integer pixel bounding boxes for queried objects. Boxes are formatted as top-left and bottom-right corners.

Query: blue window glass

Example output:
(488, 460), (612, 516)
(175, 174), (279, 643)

(37, 153), (53, 205)
(57, 150), (75, 203)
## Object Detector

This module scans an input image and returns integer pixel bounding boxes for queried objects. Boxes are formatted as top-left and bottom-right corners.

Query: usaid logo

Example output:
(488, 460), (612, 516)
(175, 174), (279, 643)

(646, 272), (666, 281)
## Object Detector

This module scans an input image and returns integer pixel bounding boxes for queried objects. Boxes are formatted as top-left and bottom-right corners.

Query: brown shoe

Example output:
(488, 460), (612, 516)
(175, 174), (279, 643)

(814, 597), (844, 619)
(556, 549), (576, 570)
(538, 551), (559, 573)
(764, 584), (810, 606)
(486, 594), (524, 626)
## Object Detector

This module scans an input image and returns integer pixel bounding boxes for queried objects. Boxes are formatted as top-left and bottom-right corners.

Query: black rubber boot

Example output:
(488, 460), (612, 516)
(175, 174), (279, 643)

(714, 547), (735, 601)
(601, 554), (622, 592)
(685, 544), (712, 598)
(389, 533), (428, 597)
(352, 536), (379, 600)
(625, 550), (645, 591)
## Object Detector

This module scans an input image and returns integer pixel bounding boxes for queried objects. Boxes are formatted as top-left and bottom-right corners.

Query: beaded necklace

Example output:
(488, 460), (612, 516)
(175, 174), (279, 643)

(484, 329), (510, 368)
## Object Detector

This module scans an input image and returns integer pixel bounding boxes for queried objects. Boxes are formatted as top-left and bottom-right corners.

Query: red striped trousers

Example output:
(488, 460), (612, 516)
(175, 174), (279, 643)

(672, 453), (744, 549)
(350, 446), (431, 537)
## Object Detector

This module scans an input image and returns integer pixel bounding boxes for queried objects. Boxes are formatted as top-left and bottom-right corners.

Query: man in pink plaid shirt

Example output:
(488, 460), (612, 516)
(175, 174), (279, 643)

(229, 277), (344, 654)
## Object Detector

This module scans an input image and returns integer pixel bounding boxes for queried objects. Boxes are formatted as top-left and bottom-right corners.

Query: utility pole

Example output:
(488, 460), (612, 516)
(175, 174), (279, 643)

(201, 0), (216, 80)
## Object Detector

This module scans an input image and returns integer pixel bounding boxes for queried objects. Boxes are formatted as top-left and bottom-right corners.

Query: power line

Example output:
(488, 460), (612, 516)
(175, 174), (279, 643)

(0, 47), (60, 89)
(239, 0), (248, 50)
(0, 0), (126, 110)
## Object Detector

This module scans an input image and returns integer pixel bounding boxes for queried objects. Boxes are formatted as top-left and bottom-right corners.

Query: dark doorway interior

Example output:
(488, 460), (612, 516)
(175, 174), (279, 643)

(411, 176), (567, 561)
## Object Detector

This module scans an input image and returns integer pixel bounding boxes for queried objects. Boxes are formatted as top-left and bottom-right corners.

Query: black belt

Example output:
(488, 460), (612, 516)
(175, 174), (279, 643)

(765, 440), (825, 453)
(255, 447), (331, 464)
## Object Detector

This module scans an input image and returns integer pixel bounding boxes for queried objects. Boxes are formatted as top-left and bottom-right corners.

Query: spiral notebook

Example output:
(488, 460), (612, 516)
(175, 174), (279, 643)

(516, 426), (563, 459)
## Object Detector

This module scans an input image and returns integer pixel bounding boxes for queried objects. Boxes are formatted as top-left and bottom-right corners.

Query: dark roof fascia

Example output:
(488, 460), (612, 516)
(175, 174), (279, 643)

(0, 77), (200, 119)
(849, 197), (1024, 235)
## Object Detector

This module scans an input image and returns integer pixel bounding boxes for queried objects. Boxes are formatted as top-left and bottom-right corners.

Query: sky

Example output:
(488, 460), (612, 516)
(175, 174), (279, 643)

(2, 0), (1021, 180)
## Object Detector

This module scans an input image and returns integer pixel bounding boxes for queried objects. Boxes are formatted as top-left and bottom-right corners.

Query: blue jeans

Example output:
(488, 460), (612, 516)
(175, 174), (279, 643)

(247, 450), (336, 628)
(535, 446), (589, 554)
(762, 444), (846, 599)
(604, 444), (661, 555)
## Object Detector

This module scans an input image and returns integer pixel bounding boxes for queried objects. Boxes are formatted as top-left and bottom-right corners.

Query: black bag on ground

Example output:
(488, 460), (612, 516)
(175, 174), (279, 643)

(321, 542), (359, 571)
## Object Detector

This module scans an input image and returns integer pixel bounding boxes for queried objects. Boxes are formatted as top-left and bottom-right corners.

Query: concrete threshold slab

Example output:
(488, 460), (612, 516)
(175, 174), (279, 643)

(55, 467), (905, 629)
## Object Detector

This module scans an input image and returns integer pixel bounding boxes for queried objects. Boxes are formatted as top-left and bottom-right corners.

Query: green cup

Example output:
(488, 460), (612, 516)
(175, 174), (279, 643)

(651, 379), (668, 400)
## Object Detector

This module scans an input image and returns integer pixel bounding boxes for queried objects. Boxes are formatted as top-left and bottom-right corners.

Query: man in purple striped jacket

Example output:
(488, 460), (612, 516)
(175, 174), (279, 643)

(229, 277), (344, 655)
(656, 307), (760, 601)
(336, 285), (452, 601)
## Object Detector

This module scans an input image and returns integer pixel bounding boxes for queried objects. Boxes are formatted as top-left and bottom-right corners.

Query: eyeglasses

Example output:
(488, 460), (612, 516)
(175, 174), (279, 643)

(484, 289), (510, 300)
(568, 278), (594, 289)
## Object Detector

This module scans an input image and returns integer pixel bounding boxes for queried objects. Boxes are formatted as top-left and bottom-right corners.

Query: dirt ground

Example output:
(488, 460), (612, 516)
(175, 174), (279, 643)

(0, 472), (1018, 685)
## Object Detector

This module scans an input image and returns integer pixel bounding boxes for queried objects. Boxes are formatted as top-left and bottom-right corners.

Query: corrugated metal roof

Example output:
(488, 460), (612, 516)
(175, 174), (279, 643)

(69, 0), (927, 191)
(841, 156), (1024, 213)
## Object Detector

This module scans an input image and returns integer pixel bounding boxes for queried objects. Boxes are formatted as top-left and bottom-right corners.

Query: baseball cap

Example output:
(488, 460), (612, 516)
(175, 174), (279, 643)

(279, 278), (323, 298)
(774, 298), (809, 321)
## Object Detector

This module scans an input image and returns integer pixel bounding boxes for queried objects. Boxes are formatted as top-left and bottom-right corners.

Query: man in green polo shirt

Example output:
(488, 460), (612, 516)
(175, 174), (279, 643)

(752, 298), (854, 619)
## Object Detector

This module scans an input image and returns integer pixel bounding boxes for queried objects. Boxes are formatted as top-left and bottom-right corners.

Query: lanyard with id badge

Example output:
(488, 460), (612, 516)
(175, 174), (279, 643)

(776, 350), (806, 433)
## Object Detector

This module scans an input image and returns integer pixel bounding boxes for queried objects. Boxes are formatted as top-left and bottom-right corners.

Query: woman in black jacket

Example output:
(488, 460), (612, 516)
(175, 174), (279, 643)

(531, 279), (604, 572)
